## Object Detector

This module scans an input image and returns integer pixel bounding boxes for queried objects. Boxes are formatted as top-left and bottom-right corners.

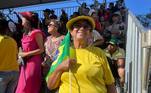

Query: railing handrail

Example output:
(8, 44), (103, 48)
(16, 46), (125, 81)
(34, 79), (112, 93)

(125, 10), (150, 93)
(128, 11), (147, 32)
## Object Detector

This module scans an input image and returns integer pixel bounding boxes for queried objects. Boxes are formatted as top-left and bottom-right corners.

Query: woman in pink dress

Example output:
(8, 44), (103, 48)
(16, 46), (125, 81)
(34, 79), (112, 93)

(16, 12), (45, 93)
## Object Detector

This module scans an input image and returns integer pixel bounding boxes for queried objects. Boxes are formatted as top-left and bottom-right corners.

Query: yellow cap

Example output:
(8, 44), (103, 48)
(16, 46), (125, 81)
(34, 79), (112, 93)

(66, 16), (95, 31)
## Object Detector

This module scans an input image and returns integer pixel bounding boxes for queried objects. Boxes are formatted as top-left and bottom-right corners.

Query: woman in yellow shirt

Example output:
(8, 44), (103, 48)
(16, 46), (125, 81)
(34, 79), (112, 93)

(0, 18), (19, 93)
(47, 16), (117, 93)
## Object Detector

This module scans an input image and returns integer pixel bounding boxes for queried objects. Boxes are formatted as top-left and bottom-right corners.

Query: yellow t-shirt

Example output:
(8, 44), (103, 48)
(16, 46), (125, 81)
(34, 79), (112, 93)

(59, 46), (114, 93)
(0, 35), (19, 71)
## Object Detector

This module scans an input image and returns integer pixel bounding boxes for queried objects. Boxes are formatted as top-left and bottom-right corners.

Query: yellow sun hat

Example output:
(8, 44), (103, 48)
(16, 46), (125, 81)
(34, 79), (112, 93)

(66, 16), (95, 31)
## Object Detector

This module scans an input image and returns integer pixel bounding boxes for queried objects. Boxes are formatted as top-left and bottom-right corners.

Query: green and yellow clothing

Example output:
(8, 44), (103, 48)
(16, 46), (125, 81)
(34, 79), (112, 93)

(0, 35), (19, 71)
(59, 46), (114, 93)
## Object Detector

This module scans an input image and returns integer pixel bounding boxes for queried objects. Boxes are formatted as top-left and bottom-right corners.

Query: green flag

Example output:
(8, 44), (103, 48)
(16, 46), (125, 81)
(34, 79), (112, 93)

(46, 31), (71, 81)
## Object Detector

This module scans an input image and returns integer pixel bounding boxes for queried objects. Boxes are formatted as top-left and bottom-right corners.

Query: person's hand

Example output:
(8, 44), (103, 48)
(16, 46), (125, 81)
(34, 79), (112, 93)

(58, 58), (76, 72)
(19, 52), (28, 58)
(120, 78), (125, 87)
(41, 61), (50, 76)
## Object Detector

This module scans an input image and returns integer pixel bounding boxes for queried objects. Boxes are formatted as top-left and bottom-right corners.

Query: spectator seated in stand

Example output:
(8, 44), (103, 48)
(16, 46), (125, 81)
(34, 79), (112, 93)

(42, 8), (51, 36)
(49, 10), (57, 19)
(104, 36), (125, 88)
(106, 12), (126, 48)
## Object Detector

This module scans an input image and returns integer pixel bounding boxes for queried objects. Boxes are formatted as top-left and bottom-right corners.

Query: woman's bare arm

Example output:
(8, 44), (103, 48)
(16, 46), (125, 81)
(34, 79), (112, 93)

(47, 66), (63, 90)
(47, 58), (76, 90)
(106, 83), (117, 93)
(19, 33), (44, 57)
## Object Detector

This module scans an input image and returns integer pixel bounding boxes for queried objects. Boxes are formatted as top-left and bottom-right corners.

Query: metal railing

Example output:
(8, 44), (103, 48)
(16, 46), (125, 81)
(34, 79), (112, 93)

(0, 5), (79, 22)
(34, 6), (79, 19)
(125, 11), (151, 93)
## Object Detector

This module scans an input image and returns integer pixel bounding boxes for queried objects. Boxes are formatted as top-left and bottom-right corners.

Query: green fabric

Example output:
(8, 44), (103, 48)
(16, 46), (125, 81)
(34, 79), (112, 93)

(46, 31), (70, 81)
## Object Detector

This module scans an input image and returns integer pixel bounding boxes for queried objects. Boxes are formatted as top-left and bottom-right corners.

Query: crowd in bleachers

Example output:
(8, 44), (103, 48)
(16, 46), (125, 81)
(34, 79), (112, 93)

(0, 0), (127, 93)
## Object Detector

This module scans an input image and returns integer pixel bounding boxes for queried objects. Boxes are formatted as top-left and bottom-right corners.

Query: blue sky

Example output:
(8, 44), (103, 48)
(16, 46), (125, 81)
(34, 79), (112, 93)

(124, 0), (151, 15)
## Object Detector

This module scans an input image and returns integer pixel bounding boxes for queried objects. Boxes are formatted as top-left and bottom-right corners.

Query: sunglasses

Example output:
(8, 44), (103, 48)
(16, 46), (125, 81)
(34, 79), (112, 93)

(48, 24), (56, 27)
(72, 23), (92, 30)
